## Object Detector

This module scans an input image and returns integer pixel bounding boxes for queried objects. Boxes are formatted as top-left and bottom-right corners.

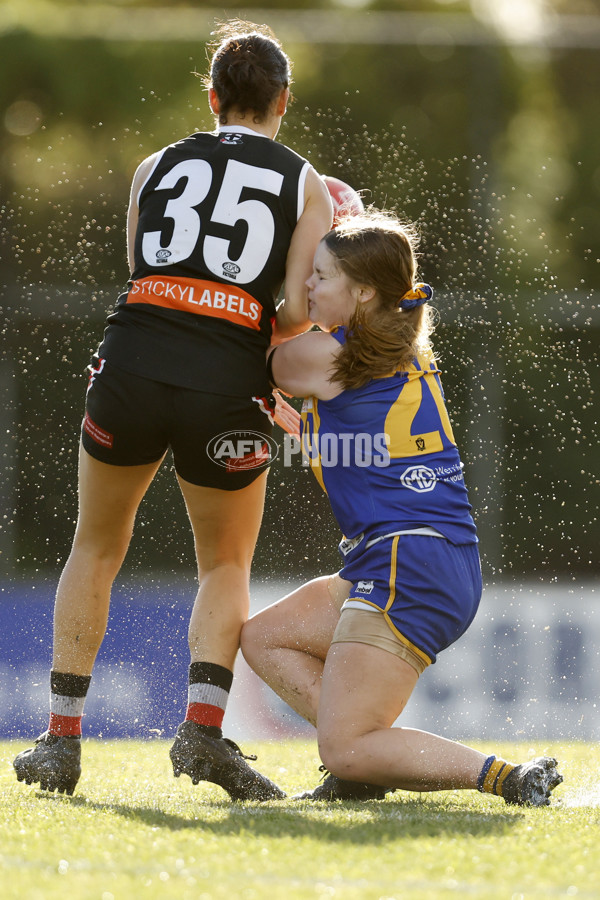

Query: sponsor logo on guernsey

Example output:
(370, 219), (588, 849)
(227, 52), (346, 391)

(127, 275), (262, 330)
(400, 465), (437, 493)
(355, 580), (374, 595)
(155, 248), (172, 264)
(206, 430), (279, 473)
(434, 462), (465, 484)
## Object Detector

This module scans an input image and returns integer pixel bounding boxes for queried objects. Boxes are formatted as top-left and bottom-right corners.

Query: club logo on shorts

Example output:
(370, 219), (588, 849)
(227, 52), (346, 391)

(206, 430), (279, 473)
(355, 580), (374, 595)
(400, 465), (437, 493)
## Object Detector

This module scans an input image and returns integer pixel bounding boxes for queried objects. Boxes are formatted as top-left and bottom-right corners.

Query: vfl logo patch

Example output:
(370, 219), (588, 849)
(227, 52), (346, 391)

(355, 580), (374, 595)
(400, 465), (437, 493)
(207, 430), (279, 473)
(156, 249), (172, 264)
(222, 261), (241, 279)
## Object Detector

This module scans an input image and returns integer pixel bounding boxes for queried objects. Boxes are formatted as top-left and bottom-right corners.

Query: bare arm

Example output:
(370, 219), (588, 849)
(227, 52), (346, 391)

(267, 331), (342, 401)
(274, 168), (333, 339)
(126, 152), (162, 274)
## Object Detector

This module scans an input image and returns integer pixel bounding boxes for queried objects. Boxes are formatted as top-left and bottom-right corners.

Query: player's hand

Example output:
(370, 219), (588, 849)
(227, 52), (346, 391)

(272, 390), (301, 441)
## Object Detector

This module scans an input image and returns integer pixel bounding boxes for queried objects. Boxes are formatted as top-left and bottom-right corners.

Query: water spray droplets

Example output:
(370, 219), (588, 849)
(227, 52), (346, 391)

(2, 101), (597, 578)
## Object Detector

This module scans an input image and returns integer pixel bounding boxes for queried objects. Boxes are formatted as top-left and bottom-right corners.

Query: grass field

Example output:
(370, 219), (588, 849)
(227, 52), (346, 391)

(1, 739), (598, 900)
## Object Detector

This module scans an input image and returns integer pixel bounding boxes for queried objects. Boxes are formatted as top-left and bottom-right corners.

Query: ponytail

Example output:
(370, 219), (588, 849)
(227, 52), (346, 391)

(324, 213), (435, 391)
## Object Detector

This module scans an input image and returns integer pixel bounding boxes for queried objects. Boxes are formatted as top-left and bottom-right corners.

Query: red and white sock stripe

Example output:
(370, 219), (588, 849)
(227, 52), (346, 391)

(185, 683), (230, 729)
(49, 694), (86, 737)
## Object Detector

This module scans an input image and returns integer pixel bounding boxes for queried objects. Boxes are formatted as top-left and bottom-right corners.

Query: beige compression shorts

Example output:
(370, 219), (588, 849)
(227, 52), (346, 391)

(330, 607), (429, 676)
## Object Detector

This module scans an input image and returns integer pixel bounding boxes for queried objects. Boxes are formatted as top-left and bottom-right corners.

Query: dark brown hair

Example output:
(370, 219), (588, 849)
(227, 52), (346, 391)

(324, 211), (434, 391)
(203, 20), (292, 124)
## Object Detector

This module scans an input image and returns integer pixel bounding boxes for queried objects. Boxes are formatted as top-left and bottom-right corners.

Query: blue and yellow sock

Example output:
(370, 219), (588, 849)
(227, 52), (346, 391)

(477, 755), (517, 797)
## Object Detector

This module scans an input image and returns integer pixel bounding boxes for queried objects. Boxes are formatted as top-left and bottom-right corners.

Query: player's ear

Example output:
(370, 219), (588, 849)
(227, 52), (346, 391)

(355, 284), (376, 305)
(208, 88), (220, 115)
(276, 88), (289, 117)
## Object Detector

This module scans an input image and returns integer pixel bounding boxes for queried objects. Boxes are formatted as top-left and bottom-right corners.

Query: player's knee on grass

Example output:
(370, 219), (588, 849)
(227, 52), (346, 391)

(318, 736), (372, 784)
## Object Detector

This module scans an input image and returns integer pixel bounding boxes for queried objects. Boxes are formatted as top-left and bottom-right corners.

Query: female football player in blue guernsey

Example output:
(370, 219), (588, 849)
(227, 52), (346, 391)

(13, 21), (333, 800)
(241, 211), (563, 807)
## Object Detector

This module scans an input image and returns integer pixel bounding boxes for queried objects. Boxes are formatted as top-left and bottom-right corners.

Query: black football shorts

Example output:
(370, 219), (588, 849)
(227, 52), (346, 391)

(81, 358), (275, 490)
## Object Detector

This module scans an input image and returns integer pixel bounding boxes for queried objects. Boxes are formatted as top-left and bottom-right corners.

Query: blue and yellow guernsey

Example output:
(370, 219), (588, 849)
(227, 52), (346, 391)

(300, 327), (477, 548)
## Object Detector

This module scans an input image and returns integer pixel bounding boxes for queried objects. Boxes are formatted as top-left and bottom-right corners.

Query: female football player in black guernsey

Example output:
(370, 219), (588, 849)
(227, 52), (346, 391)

(14, 21), (333, 800)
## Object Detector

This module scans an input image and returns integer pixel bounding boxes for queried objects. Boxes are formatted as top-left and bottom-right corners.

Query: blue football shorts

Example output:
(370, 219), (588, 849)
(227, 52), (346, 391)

(338, 534), (482, 667)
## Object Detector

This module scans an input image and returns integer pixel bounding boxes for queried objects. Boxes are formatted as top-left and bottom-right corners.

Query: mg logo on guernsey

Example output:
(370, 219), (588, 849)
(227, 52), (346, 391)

(207, 431), (279, 473)
(400, 465), (437, 493)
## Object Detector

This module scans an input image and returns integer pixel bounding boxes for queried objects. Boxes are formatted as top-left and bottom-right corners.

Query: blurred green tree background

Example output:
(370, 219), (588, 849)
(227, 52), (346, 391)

(1, 0), (599, 583)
